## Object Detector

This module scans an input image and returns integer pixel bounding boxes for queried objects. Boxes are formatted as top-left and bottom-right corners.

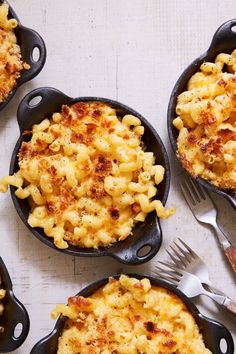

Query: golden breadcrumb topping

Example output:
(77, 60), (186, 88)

(173, 50), (236, 189)
(0, 3), (30, 103)
(0, 101), (174, 249)
(52, 275), (212, 354)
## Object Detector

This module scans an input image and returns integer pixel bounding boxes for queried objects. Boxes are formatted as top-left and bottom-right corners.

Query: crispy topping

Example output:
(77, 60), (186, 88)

(217, 78), (227, 87)
(87, 178), (105, 198)
(68, 296), (91, 308)
(102, 119), (112, 128)
(18, 142), (30, 160)
(163, 339), (177, 347)
(61, 105), (73, 126)
(46, 201), (56, 214)
(144, 321), (155, 332)
(178, 153), (193, 174)
(70, 131), (84, 144)
(3, 100), (172, 251)
(72, 102), (88, 118)
(218, 129), (236, 143)
(131, 202), (141, 214)
(94, 154), (112, 176)
(52, 176), (64, 186)
(36, 138), (48, 150)
(92, 109), (102, 119)
(123, 133), (130, 140)
(175, 49), (236, 189)
(200, 138), (222, 155)
(47, 165), (56, 175)
(231, 93), (236, 101)
(86, 123), (97, 134)
(52, 275), (211, 353)
(144, 322), (172, 337)
(187, 133), (197, 144)
(200, 111), (217, 125)
(109, 206), (120, 220)
(133, 282), (143, 289)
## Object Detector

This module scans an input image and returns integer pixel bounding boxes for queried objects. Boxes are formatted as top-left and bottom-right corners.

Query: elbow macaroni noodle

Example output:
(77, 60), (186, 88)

(52, 275), (212, 354)
(173, 50), (236, 189)
(0, 3), (30, 103)
(0, 101), (174, 249)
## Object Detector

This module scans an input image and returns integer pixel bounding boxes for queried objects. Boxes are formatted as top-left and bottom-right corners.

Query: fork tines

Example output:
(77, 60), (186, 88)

(154, 238), (198, 285)
(180, 175), (207, 206)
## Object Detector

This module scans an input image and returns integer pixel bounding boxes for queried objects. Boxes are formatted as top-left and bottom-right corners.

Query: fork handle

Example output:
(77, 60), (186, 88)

(212, 222), (236, 275)
(202, 289), (236, 315)
(224, 246), (236, 274)
(227, 299), (236, 314)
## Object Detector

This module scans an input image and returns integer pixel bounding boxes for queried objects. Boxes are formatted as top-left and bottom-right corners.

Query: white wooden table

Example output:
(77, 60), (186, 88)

(0, 0), (235, 352)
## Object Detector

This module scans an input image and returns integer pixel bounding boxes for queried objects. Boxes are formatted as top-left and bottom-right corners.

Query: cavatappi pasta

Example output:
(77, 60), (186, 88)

(0, 275), (6, 333)
(0, 2), (30, 102)
(0, 101), (174, 249)
(52, 275), (212, 354)
(173, 50), (236, 189)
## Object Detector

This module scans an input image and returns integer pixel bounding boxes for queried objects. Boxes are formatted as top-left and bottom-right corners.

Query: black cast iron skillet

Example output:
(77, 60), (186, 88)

(0, 257), (30, 352)
(0, 0), (46, 111)
(30, 273), (234, 354)
(167, 19), (236, 209)
(9, 87), (170, 265)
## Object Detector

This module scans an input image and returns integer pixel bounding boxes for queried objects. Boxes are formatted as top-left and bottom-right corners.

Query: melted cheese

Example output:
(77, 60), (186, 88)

(174, 50), (236, 190)
(52, 275), (212, 354)
(0, 3), (29, 103)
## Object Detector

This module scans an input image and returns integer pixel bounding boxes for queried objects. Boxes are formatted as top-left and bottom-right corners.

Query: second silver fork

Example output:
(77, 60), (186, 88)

(155, 238), (236, 315)
(180, 175), (236, 275)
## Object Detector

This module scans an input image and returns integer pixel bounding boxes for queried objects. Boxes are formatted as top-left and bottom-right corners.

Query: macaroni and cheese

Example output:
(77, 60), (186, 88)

(173, 50), (236, 189)
(0, 275), (6, 334)
(0, 3), (30, 103)
(0, 101), (174, 249)
(52, 275), (212, 354)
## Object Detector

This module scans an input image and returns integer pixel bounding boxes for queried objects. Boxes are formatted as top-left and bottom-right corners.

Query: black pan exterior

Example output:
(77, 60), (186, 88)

(0, 0), (46, 111)
(167, 19), (236, 209)
(9, 87), (170, 265)
(0, 257), (30, 353)
(30, 274), (234, 354)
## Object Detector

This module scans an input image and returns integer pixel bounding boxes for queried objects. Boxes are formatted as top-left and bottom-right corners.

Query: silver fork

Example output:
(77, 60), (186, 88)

(180, 176), (236, 275)
(155, 239), (236, 314)
(157, 238), (222, 294)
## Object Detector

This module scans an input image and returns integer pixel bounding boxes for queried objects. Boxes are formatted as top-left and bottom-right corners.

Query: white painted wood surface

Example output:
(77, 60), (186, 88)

(0, 0), (235, 352)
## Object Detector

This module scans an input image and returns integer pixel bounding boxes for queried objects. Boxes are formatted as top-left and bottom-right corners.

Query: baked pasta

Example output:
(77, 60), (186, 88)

(0, 101), (174, 249)
(0, 2), (30, 102)
(51, 275), (212, 354)
(0, 275), (6, 334)
(173, 50), (236, 189)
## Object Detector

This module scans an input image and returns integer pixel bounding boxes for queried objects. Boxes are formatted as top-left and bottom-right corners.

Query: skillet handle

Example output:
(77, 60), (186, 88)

(18, 27), (46, 84)
(3, 293), (30, 352)
(209, 19), (236, 52)
(0, 257), (12, 290)
(30, 323), (62, 354)
(111, 219), (162, 265)
(200, 314), (234, 354)
(0, 257), (30, 352)
(17, 87), (72, 133)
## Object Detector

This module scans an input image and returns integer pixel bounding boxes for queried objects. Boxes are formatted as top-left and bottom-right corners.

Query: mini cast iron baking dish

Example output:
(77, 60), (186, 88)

(0, 256), (30, 353)
(167, 19), (236, 210)
(9, 87), (171, 265)
(30, 273), (234, 354)
(0, 0), (46, 111)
